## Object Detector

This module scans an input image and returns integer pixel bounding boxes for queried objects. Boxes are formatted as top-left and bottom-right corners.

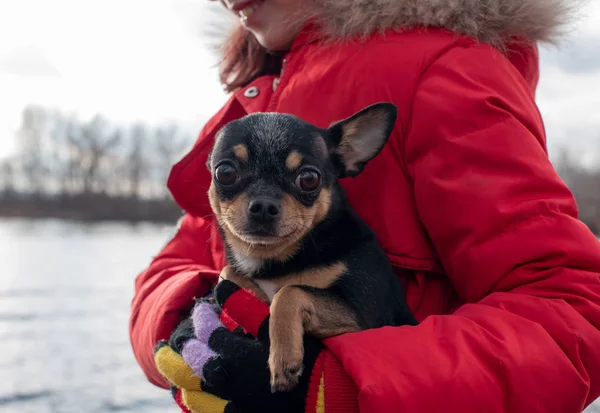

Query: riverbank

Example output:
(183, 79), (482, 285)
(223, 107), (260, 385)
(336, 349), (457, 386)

(0, 193), (182, 224)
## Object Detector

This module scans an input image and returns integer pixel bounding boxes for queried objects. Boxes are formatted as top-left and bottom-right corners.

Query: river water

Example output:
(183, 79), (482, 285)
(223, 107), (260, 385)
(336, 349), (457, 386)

(0, 218), (179, 413)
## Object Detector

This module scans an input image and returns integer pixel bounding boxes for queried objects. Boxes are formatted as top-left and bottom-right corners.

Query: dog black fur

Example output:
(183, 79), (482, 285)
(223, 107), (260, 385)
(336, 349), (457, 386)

(207, 103), (417, 392)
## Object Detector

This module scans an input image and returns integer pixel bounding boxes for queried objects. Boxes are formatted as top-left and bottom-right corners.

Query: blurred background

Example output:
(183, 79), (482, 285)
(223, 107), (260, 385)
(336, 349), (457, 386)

(0, 1), (598, 412)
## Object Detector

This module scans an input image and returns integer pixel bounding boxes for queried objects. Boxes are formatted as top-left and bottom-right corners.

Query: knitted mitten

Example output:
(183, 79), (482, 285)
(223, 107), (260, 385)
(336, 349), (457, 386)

(154, 300), (240, 413)
(155, 281), (359, 413)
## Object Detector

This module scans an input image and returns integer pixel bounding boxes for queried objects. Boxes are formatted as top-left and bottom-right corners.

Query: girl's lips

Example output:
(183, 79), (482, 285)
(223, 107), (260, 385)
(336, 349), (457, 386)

(226, 0), (264, 24)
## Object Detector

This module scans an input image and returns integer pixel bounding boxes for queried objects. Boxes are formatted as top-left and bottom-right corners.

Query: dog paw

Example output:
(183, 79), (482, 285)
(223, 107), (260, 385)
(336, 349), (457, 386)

(268, 353), (304, 393)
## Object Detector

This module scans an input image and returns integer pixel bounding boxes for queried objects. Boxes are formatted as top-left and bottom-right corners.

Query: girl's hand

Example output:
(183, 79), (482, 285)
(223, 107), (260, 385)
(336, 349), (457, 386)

(154, 299), (241, 413)
(155, 280), (356, 413)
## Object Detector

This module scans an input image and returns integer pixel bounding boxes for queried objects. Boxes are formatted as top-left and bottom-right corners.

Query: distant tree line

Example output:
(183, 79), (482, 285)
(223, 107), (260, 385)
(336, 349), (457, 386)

(554, 150), (600, 235)
(0, 104), (194, 223)
(0, 104), (598, 233)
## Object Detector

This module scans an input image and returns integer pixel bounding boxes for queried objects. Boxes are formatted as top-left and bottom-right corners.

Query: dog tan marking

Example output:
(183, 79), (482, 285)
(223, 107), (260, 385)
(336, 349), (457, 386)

(232, 144), (248, 162)
(224, 227), (301, 261)
(285, 151), (303, 171)
(208, 183), (247, 228)
(208, 182), (224, 220)
(226, 224), (301, 262)
(211, 188), (301, 262)
(256, 261), (346, 302)
(313, 188), (331, 225)
(218, 265), (270, 303)
(278, 189), (331, 238)
(209, 184), (332, 264)
(268, 281), (359, 391)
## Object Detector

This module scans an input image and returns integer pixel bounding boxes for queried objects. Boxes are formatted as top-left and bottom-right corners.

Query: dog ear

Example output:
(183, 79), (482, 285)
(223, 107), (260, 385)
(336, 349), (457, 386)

(327, 103), (397, 178)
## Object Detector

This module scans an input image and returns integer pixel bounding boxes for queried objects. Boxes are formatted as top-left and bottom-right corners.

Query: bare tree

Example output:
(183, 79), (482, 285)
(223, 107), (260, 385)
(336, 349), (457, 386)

(45, 110), (71, 194)
(554, 147), (600, 234)
(97, 128), (125, 196)
(1, 104), (189, 222)
(127, 123), (148, 200)
(16, 105), (48, 194)
(78, 115), (121, 194)
(154, 124), (190, 198)
(64, 117), (85, 194)
(0, 159), (16, 196)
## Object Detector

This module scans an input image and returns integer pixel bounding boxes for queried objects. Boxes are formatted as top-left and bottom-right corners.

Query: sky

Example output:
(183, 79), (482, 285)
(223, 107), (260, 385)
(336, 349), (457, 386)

(0, 0), (599, 166)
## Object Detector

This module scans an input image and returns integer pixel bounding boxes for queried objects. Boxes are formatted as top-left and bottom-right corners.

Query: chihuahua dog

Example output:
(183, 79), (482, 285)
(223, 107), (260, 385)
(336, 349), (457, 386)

(207, 102), (417, 392)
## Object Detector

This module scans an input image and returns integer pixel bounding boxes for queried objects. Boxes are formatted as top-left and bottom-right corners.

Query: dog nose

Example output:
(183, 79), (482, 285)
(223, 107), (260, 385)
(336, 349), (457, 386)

(248, 197), (281, 222)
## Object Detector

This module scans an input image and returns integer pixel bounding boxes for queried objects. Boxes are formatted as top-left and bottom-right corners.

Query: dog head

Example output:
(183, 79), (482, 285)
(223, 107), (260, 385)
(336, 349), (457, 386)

(207, 102), (397, 264)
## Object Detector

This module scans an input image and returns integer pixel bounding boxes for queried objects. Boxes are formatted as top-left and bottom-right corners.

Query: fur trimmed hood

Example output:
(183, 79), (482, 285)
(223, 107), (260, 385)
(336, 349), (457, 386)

(310, 0), (583, 46)
(210, 0), (585, 48)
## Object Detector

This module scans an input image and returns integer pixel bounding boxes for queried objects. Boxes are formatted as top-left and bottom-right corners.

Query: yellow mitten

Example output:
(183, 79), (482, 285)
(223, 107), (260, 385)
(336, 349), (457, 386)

(154, 340), (238, 413)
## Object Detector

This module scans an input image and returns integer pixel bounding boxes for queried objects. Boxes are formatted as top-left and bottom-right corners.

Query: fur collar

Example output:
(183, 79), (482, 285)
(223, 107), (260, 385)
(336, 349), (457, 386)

(311, 0), (583, 47)
(211, 0), (584, 49)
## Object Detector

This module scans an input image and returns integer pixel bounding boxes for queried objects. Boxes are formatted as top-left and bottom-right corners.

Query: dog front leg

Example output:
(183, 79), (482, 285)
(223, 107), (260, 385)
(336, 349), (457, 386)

(268, 286), (360, 392)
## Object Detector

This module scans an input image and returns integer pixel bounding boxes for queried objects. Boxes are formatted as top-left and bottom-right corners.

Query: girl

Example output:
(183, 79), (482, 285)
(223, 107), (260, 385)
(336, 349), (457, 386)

(130, 0), (600, 412)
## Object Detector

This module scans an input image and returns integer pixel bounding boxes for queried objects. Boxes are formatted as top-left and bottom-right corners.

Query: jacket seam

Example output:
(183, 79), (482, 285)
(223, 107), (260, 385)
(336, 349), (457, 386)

(400, 39), (473, 158)
(466, 202), (577, 299)
(401, 38), (538, 170)
(478, 295), (584, 382)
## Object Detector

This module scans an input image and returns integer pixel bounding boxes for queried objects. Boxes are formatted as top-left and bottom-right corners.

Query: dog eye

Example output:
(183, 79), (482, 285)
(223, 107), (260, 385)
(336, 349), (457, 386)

(295, 170), (321, 192)
(215, 162), (239, 186)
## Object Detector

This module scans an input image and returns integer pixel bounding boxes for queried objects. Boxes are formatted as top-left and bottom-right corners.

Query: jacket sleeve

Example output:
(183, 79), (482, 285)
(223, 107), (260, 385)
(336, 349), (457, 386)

(129, 212), (220, 388)
(130, 170), (224, 393)
(322, 42), (600, 413)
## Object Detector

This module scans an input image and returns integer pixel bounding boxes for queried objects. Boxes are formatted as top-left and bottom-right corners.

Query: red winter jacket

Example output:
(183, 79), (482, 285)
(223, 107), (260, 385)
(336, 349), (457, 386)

(130, 1), (600, 411)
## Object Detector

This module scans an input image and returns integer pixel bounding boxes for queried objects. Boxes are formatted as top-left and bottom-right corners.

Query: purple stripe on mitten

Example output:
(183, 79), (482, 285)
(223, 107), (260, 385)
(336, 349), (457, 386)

(192, 301), (223, 343)
(182, 338), (218, 381)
